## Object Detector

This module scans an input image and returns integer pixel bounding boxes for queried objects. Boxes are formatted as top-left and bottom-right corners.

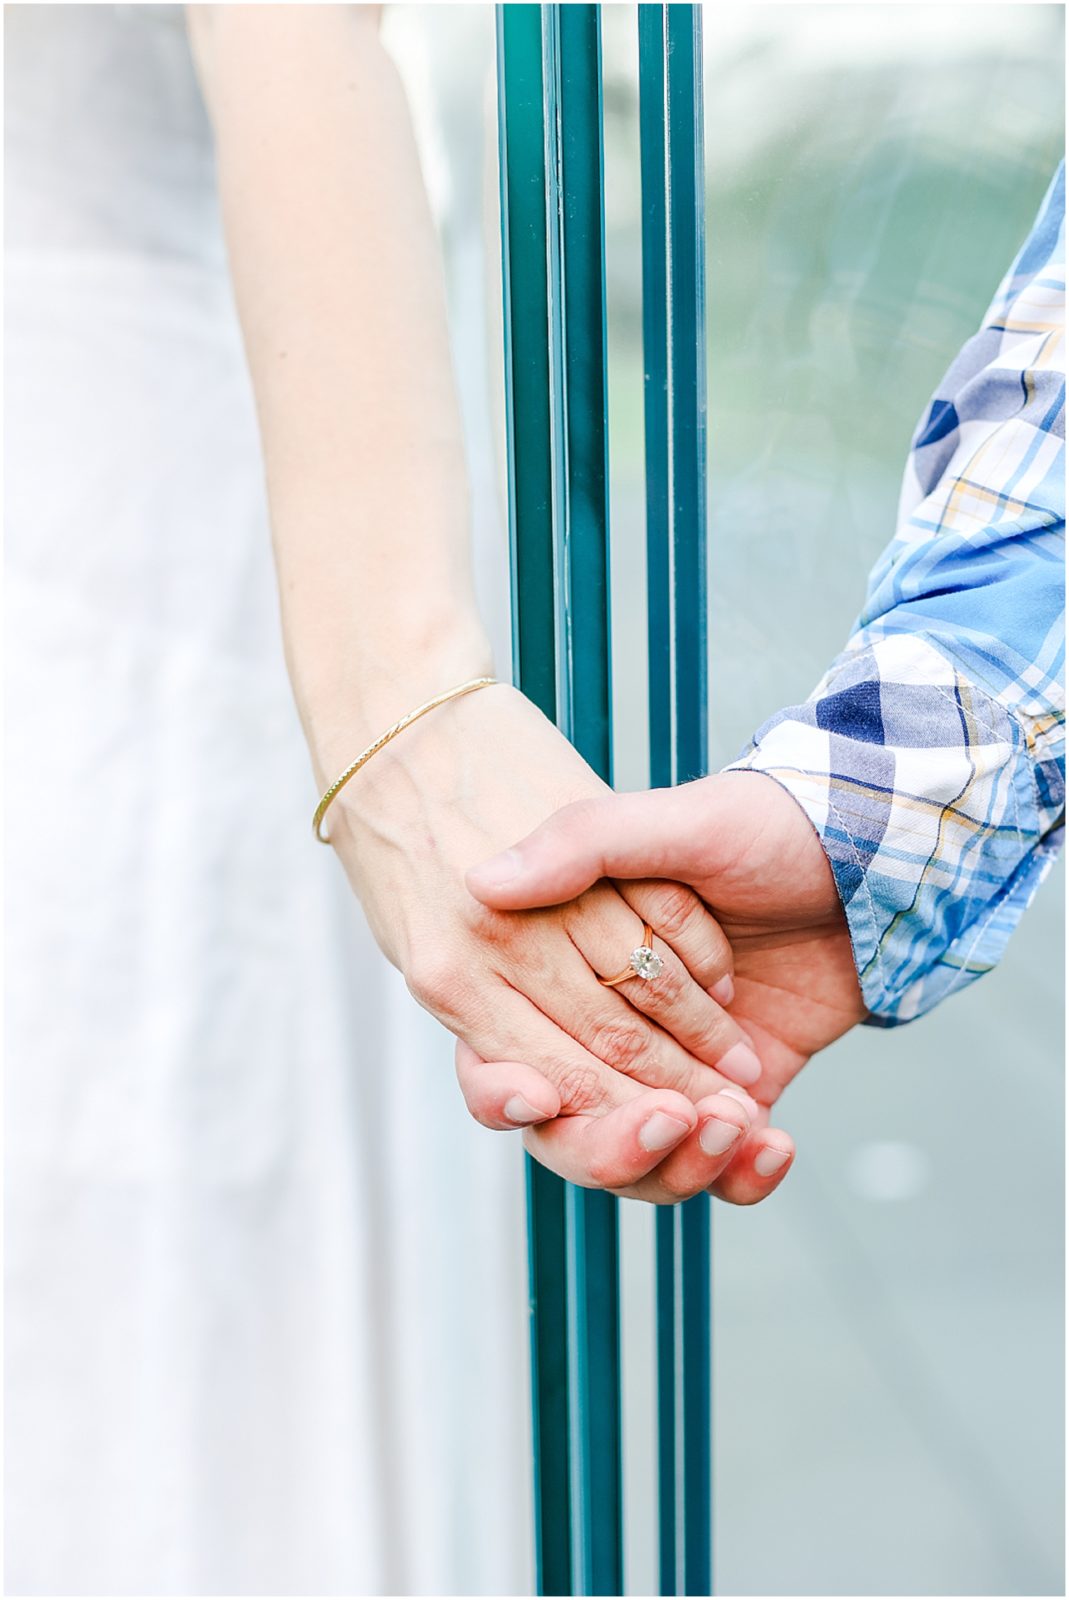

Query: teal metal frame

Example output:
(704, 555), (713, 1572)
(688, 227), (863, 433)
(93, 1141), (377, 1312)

(497, 12), (575, 1594)
(497, 5), (711, 1593)
(638, 8), (712, 1594)
(498, 8), (621, 1593)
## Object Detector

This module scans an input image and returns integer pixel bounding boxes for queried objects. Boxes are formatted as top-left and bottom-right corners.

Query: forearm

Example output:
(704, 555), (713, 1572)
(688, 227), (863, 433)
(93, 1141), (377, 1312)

(188, 4), (492, 781)
(730, 165), (1066, 1023)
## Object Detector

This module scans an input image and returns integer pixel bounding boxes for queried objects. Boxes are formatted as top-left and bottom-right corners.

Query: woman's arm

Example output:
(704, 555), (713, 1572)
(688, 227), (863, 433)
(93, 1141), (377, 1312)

(188, 5), (783, 1202)
(188, 3), (489, 775)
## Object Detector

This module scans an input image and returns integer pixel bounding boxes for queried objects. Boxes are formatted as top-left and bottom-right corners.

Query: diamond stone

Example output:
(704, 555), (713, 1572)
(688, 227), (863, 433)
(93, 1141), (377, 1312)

(629, 944), (664, 981)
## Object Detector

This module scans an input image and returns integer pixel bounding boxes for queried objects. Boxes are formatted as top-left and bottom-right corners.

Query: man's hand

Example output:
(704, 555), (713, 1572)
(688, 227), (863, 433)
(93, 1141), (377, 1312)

(465, 770), (867, 1204)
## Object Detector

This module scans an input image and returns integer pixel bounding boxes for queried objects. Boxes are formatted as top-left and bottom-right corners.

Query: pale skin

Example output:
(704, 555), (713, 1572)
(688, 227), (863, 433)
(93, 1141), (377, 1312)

(188, 5), (861, 1204)
(465, 772), (867, 1201)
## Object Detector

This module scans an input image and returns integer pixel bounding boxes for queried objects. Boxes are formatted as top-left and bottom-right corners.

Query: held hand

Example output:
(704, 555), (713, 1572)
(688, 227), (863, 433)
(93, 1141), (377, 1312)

(466, 771), (866, 1204)
(324, 684), (775, 1189)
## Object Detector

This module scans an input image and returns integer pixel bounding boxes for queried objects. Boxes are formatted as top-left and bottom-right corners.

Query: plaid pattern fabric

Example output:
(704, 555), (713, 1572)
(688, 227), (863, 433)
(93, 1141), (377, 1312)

(729, 165), (1065, 1025)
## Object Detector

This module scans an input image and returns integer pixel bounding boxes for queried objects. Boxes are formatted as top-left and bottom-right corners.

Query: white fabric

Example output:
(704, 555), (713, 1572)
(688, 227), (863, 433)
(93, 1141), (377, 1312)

(4, 6), (530, 1594)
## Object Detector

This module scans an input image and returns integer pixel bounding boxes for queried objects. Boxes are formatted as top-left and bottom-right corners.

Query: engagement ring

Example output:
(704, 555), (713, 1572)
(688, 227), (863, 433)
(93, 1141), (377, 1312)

(598, 922), (665, 987)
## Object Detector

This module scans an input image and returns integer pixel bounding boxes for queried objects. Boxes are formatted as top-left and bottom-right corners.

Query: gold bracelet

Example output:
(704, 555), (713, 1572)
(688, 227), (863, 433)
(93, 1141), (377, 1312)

(312, 676), (498, 843)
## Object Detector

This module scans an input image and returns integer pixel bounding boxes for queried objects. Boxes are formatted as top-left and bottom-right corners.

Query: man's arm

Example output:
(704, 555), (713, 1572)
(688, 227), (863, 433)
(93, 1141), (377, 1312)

(728, 164), (1065, 1024)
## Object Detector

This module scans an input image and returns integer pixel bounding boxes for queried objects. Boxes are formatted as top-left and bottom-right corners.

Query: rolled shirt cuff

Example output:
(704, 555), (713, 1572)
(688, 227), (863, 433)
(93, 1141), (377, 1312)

(725, 632), (1063, 1025)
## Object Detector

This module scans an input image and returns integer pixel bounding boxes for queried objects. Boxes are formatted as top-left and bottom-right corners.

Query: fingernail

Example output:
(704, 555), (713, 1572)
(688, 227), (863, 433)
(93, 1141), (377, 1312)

(504, 1094), (545, 1126)
(719, 1040), (762, 1087)
(709, 974), (735, 1006)
(639, 1111), (692, 1152)
(699, 1117), (743, 1157)
(719, 1086), (759, 1119)
(470, 848), (522, 889)
(754, 1146), (790, 1177)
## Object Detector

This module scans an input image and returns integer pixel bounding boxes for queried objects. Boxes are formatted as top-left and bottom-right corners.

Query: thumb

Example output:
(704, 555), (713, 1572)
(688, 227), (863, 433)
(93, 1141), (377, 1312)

(465, 788), (698, 909)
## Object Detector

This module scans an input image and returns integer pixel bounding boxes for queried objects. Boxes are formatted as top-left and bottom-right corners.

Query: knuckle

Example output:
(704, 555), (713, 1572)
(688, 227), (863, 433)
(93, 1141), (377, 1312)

(681, 1062), (723, 1102)
(405, 956), (448, 1010)
(645, 960), (685, 1010)
(628, 1181), (685, 1207)
(467, 898), (522, 944)
(609, 1176), (688, 1206)
(658, 1170), (702, 1204)
(585, 1148), (625, 1189)
(554, 1062), (608, 1114)
(405, 955), (465, 1021)
(687, 1016), (735, 1064)
(587, 1018), (652, 1075)
(649, 883), (703, 942)
(466, 898), (503, 939)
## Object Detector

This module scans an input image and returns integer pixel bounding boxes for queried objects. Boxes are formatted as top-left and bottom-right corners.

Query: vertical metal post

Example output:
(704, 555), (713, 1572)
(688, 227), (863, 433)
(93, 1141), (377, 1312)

(554, 8), (624, 1596)
(638, 6), (713, 1595)
(498, 6), (622, 1594)
(497, 11), (572, 1594)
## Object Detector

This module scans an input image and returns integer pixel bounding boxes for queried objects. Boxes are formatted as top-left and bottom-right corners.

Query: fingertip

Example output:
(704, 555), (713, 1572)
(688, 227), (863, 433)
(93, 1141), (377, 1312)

(454, 1045), (562, 1131)
(709, 1130), (795, 1205)
(638, 1108), (695, 1153)
(753, 1137), (794, 1179)
(717, 1040), (762, 1087)
(709, 973), (735, 1006)
(635, 1089), (697, 1150)
(694, 1090), (751, 1137)
(717, 1085), (760, 1120)
(647, 1089), (699, 1127)
(503, 1089), (559, 1126)
(526, 1088), (698, 1190)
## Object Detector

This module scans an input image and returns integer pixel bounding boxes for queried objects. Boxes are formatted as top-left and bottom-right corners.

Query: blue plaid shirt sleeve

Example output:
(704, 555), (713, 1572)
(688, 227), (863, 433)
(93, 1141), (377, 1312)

(728, 164), (1066, 1026)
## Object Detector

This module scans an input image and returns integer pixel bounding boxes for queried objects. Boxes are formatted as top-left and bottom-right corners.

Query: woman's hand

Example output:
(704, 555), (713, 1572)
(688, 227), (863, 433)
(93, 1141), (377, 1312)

(322, 681), (776, 1189)
(466, 770), (867, 1203)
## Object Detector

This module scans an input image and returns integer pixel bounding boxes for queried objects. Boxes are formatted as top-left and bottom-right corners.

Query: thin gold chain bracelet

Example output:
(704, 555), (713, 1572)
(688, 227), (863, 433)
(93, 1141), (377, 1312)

(312, 675), (498, 843)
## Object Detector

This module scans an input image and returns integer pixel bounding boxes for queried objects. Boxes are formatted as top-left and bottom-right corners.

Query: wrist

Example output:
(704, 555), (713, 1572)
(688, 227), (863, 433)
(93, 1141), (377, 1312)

(296, 614), (496, 790)
(319, 680), (594, 867)
(709, 769), (842, 919)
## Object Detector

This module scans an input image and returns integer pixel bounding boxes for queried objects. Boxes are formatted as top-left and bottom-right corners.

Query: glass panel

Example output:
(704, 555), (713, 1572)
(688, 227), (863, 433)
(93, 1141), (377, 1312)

(599, 4), (1063, 1594)
(702, 7), (1064, 1595)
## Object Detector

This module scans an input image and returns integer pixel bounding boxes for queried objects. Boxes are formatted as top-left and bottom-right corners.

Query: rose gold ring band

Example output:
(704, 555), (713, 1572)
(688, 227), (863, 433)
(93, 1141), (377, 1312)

(598, 922), (657, 987)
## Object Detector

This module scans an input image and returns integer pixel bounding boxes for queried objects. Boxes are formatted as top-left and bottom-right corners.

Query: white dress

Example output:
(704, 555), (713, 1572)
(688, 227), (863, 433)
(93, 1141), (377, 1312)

(4, 6), (530, 1594)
